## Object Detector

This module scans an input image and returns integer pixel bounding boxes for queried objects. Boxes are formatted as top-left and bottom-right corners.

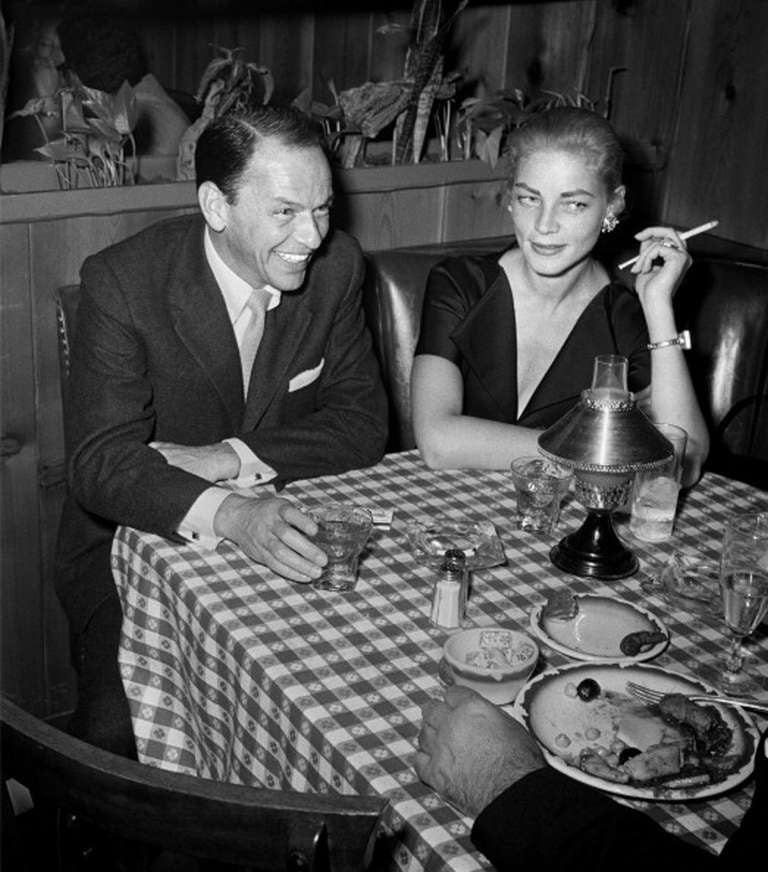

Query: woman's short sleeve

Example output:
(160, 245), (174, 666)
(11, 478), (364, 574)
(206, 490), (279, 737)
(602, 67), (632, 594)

(415, 256), (491, 364)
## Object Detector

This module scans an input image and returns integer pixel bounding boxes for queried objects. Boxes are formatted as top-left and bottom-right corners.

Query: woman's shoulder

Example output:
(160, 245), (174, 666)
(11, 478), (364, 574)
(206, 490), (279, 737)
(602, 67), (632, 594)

(599, 279), (644, 311)
(428, 249), (510, 299)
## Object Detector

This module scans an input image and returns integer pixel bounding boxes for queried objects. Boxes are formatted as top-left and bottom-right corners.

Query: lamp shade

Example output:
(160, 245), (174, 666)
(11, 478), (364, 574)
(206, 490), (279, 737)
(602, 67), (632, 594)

(538, 390), (673, 473)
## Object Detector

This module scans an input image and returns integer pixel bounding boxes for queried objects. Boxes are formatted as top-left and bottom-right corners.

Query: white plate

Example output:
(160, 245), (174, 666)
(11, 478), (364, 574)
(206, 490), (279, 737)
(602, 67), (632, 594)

(529, 594), (668, 662)
(516, 662), (759, 801)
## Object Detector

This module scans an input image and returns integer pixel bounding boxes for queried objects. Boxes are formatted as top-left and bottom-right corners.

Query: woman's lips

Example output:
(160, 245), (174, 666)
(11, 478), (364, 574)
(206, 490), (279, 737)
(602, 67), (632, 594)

(530, 241), (566, 256)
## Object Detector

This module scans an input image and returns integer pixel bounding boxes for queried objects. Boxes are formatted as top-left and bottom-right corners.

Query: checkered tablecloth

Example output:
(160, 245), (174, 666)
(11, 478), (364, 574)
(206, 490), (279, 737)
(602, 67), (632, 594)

(113, 451), (768, 872)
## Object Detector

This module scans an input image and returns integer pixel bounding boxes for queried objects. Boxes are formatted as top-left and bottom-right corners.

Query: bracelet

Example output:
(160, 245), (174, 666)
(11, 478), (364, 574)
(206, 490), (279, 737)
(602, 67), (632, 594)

(646, 330), (691, 351)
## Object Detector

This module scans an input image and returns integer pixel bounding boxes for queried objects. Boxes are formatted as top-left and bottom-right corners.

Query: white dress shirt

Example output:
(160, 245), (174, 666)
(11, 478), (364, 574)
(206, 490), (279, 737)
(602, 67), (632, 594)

(175, 228), (281, 545)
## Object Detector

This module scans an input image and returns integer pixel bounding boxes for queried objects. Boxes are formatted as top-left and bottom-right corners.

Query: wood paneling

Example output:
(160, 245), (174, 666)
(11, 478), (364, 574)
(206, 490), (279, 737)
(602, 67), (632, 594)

(662, 0), (768, 249)
(5, 1), (766, 246)
(1, 222), (46, 713)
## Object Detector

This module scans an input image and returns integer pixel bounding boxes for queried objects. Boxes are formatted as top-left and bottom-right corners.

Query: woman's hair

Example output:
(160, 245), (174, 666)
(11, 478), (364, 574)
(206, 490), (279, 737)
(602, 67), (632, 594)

(195, 106), (324, 202)
(506, 106), (624, 195)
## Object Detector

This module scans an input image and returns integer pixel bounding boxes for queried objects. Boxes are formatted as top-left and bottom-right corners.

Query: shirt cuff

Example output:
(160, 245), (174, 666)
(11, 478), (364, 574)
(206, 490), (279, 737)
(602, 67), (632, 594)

(177, 486), (232, 547)
(223, 437), (277, 485)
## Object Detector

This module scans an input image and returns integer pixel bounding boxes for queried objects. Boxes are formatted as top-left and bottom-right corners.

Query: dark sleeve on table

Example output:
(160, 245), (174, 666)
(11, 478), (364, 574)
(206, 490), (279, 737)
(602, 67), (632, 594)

(471, 767), (718, 872)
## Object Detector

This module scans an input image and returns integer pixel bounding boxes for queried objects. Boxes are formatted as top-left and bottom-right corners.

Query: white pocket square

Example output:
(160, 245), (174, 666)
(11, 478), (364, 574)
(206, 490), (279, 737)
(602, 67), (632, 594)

(288, 358), (324, 392)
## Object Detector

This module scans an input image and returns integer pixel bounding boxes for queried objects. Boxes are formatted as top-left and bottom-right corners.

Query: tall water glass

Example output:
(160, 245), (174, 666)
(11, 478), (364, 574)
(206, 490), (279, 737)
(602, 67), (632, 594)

(629, 423), (687, 542)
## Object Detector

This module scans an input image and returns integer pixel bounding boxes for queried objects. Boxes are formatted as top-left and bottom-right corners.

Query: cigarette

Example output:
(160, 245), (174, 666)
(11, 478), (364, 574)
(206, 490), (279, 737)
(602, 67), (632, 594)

(617, 220), (719, 270)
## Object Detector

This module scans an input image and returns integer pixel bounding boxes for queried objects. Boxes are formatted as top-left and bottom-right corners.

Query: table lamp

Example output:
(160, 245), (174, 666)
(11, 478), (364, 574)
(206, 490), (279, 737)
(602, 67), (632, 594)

(538, 355), (673, 580)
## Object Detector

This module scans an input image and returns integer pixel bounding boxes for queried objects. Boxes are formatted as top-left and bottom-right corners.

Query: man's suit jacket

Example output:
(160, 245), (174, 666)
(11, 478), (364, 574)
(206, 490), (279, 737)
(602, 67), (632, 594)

(56, 214), (387, 633)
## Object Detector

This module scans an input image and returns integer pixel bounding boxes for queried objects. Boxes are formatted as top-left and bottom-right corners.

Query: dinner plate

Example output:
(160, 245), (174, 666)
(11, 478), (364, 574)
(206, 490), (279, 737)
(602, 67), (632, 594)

(403, 517), (506, 570)
(529, 594), (668, 662)
(516, 662), (759, 801)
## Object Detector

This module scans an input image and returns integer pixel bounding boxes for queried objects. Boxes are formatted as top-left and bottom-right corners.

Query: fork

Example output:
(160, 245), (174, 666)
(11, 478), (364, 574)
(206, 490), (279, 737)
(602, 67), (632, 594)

(626, 681), (768, 715)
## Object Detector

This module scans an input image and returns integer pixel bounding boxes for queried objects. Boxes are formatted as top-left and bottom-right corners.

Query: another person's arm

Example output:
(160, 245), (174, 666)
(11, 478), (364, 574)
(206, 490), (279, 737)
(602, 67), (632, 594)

(415, 687), (719, 872)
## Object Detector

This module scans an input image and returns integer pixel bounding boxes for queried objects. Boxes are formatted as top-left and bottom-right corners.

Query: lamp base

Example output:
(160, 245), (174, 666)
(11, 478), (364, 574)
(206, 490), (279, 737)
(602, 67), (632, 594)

(550, 509), (638, 580)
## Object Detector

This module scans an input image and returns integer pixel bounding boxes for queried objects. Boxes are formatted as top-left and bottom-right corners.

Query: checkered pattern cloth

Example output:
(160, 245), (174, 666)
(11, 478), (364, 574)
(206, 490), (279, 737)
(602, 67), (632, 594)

(114, 451), (768, 872)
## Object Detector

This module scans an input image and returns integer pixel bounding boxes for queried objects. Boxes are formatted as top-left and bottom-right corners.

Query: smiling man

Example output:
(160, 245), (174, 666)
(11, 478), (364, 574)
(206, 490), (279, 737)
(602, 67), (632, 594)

(56, 106), (388, 756)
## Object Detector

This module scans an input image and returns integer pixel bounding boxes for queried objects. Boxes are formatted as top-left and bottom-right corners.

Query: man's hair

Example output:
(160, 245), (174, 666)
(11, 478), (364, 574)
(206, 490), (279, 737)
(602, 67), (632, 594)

(506, 106), (624, 195)
(195, 106), (324, 201)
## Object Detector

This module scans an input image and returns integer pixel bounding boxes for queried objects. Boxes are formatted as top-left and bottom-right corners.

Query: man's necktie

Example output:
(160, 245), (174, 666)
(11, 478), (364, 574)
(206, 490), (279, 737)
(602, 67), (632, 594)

(239, 288), (270, 397)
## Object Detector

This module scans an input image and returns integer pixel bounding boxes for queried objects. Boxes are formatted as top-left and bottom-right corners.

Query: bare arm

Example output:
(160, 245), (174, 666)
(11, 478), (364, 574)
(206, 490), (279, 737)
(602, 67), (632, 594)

(630, 227), (710, 485)
(411, 354), (541, 469)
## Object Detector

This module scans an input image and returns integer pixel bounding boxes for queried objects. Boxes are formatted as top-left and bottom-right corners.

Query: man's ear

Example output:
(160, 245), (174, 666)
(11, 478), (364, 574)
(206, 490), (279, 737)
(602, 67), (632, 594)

(198, 180), (229, 232)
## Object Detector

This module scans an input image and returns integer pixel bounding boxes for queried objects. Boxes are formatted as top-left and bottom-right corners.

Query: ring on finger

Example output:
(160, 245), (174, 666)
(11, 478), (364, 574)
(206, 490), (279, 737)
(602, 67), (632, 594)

(661, 239), (680, 249)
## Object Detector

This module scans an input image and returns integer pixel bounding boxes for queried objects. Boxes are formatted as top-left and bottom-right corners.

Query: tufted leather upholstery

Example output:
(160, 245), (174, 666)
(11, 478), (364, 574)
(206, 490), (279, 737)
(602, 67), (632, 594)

(362, 238), (768, 489)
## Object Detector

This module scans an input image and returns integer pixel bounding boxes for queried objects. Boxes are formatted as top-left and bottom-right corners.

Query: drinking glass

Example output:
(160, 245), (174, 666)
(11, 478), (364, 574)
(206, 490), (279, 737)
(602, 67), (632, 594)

(310, 504), (373, 591)
(629, 423), (687, 542)
(701, 512), (768, 695)
(509, 457), (571, 534)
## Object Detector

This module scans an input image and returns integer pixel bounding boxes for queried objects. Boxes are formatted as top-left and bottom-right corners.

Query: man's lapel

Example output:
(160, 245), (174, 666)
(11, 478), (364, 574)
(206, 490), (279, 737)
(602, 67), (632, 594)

(167, 224), (244, 428)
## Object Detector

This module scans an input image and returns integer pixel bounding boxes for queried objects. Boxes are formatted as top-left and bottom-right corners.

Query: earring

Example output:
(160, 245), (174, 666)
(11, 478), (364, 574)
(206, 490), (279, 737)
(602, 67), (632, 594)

(601, 212), (619, 234)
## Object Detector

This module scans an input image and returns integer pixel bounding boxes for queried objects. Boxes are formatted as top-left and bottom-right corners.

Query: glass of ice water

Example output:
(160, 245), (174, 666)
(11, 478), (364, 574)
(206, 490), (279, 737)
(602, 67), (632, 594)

(309, 504), (373, 591)
(510, 457), (572, 534)
(629, 423), (687, 542)
(701, 512), (768, 695)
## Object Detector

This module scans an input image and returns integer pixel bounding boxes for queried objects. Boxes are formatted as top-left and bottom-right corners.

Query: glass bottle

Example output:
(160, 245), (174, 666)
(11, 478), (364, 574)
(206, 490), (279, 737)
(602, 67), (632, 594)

(430, 549), (467, 629)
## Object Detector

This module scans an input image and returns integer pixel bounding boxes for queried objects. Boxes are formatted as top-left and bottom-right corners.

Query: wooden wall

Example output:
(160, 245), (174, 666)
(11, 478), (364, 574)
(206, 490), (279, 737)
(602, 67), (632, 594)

(6, 1), (765, 247)
(126, 0), (768, 249)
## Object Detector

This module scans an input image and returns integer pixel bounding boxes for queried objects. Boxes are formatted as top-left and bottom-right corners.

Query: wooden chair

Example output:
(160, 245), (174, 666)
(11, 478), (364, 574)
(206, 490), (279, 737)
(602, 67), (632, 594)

(1, 697), (386, 872)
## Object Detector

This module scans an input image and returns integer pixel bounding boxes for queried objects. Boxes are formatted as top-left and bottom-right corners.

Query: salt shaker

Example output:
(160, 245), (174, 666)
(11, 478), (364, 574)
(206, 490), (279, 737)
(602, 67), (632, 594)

(430, 549), (467, 629)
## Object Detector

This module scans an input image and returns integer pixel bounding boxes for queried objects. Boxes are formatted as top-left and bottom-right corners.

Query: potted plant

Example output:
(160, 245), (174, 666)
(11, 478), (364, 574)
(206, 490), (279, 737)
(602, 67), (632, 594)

(176, 45), (274, 180)
(8, 74), (138, 188)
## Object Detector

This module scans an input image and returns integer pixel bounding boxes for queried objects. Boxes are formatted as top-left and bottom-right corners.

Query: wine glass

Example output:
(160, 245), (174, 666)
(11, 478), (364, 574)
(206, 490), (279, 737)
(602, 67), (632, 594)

(701, 512), (768, 695)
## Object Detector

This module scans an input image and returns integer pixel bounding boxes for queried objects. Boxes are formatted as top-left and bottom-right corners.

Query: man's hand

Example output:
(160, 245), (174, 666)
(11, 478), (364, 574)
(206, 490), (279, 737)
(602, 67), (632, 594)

(150, 441), (240, 482)
(214, 493), (327, 583)
(415, 686), (545, 818)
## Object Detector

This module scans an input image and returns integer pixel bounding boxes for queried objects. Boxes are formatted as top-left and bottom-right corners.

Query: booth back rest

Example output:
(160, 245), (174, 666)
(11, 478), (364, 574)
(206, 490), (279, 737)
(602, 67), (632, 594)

(363, 240), (768, 487)
(673, 258), (768, 481)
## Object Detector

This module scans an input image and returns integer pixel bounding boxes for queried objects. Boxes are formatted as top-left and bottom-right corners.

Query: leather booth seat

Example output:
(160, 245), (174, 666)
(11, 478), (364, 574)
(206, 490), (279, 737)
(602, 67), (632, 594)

(362, 236), (768, 489)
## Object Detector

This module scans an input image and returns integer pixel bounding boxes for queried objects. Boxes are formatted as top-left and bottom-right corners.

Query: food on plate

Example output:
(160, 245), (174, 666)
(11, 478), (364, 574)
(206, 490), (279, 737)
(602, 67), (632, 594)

(554, 678), (742, 789)
(619, 630), (668, 657)
(657, 693), (733, 757)
(542, 589), (579, 621)
(576, 678), (601, 701)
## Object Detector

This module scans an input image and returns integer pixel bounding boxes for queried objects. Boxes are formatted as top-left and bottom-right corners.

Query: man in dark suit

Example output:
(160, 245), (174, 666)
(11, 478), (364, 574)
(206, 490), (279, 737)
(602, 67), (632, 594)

(57, 106), (388, 755)
(416, 686), (764, 870)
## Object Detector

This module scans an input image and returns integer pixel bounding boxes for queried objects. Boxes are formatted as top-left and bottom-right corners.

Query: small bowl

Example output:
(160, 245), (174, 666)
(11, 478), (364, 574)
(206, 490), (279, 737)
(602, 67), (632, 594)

(443, 626), (539, 705)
